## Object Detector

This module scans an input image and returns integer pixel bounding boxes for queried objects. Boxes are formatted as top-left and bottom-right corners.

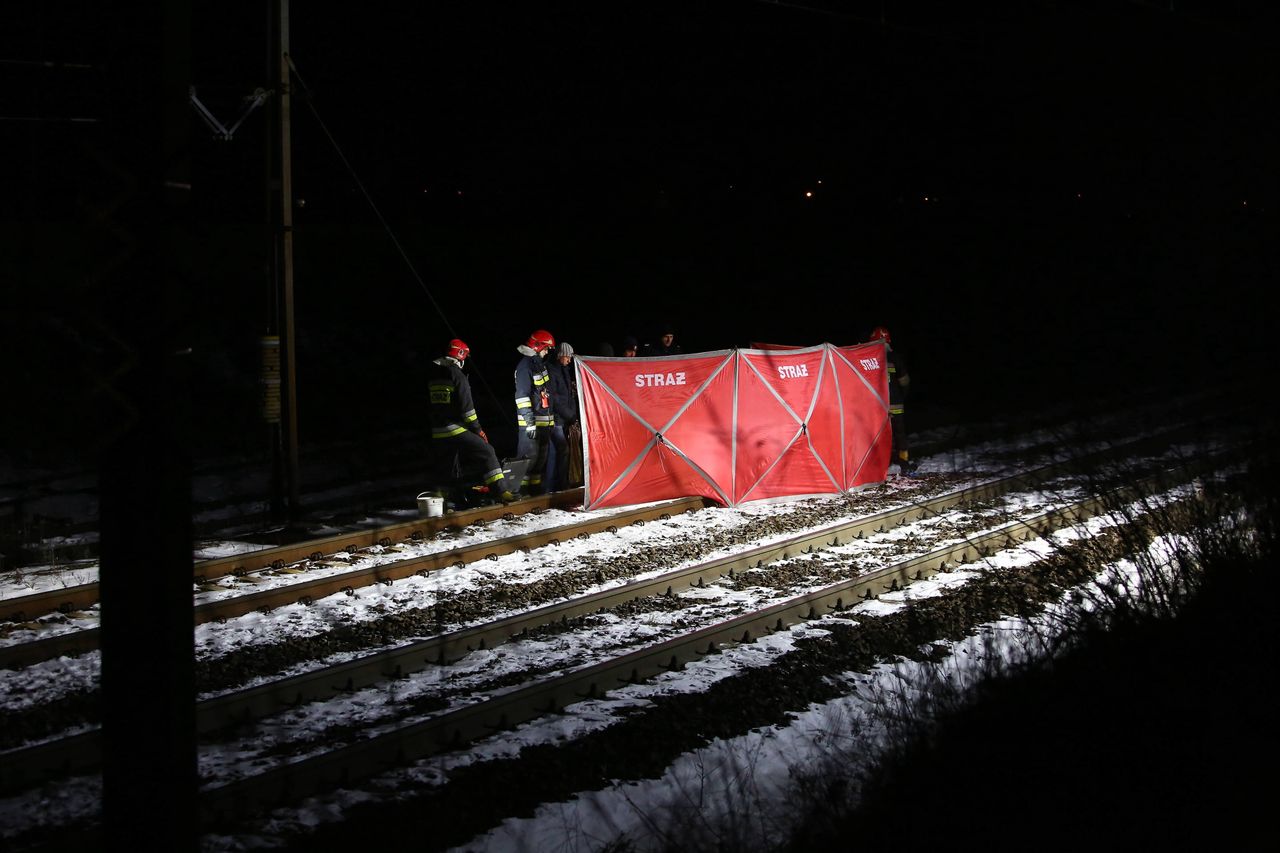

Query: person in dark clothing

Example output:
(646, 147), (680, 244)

(545, 342), (580, 491)
(621, 335), (639, 357)
(514, 328), (556, 495)
(427, 339), (516, 507)
(644, 322), (683, 357)
(870, 325), (917, 476)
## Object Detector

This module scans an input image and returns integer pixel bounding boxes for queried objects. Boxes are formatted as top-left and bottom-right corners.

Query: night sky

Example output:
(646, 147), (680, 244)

(4, 1), (1276, 464)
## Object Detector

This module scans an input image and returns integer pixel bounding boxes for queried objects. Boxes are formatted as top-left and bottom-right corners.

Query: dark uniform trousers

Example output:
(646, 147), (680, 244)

(545, 424), (569, 492)
(432, 430), (508, 502)
(516, 426), (551, 494)
(885, 349), (912, 470)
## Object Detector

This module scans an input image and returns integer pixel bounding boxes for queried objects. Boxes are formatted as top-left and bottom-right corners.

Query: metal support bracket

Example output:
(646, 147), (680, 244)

(189, 85), (272, 141)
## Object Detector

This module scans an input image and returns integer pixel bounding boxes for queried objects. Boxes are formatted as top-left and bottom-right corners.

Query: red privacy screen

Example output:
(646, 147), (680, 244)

(577, 343), (890, 509)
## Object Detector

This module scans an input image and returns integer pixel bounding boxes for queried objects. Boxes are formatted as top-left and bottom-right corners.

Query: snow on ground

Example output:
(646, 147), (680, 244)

(191, 502), (1172, 853)
(0, 421), (1216, 850)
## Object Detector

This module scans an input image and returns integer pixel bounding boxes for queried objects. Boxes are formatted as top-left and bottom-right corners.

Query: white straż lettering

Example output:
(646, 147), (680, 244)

(635, 372), (688, 387)
(777, 364), (810, 379)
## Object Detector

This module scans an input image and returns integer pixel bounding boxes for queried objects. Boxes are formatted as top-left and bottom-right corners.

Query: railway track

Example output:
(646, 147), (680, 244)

(0, 489), (591, 627)
(195, 486), (1149, 825)
(0, 493), (706, 668)
(0, 435), (1221, 822)
(1, 386), (1225, 619)
(0, 420), (1213, 667)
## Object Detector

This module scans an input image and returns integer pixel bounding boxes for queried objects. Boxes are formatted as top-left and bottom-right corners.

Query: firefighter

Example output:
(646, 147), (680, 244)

(427, 339), (515, 507)
(514, 329), (556, 495)
(870, 325), (918, 476)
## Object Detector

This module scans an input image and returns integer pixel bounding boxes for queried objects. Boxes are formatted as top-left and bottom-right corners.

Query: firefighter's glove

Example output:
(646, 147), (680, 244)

(525, 425), (537, 440)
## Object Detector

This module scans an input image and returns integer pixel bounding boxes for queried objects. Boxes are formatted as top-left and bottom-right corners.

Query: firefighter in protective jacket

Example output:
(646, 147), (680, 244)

(428, 339), (514, 506)
(870, 325), (917, 475)
(514, 329), (556, 495)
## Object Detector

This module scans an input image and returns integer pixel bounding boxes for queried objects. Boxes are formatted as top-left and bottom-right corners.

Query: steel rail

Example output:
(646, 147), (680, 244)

(0, 490), (588, 625)
(192, 489), (590, 581)
(0, 497), (707, 670)
(189, 498), (708, 623)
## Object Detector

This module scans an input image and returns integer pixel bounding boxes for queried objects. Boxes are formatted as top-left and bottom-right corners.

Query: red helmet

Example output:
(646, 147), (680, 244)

(870, 326), (891, 344)
(446, 338), (470, 361)
(525, 329), (556, 354)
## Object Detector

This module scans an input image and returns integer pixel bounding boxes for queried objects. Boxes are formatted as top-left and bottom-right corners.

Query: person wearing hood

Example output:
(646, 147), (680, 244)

(427, 339), (516, 507)
(644, 322), (682, 357)
(514, 329), (556, 495)
(545, 342), (580, 491)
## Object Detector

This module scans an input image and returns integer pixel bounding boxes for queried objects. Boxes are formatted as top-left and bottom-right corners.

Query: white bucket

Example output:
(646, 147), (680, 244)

(417, 492), (444, 518)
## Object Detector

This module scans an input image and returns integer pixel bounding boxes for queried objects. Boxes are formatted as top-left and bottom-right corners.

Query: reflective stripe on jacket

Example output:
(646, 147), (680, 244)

(428, 357), (481, 439)
(514, 353), (554, 428)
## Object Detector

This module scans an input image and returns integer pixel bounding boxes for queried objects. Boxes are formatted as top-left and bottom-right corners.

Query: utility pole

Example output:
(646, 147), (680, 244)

(271, 0), (300, 522)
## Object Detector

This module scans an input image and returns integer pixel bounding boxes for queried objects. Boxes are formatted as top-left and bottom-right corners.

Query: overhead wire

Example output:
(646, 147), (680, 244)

(283, 53), (512, 419)
(285, 53), (453, 336)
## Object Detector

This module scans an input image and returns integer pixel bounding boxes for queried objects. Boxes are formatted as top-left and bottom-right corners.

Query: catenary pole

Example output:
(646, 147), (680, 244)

(278, 0), (300, 520)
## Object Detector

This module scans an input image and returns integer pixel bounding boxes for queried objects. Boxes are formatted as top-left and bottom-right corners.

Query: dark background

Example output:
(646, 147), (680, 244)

(4, 1), (1276, 470)
(2, 6), (1273, 846)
